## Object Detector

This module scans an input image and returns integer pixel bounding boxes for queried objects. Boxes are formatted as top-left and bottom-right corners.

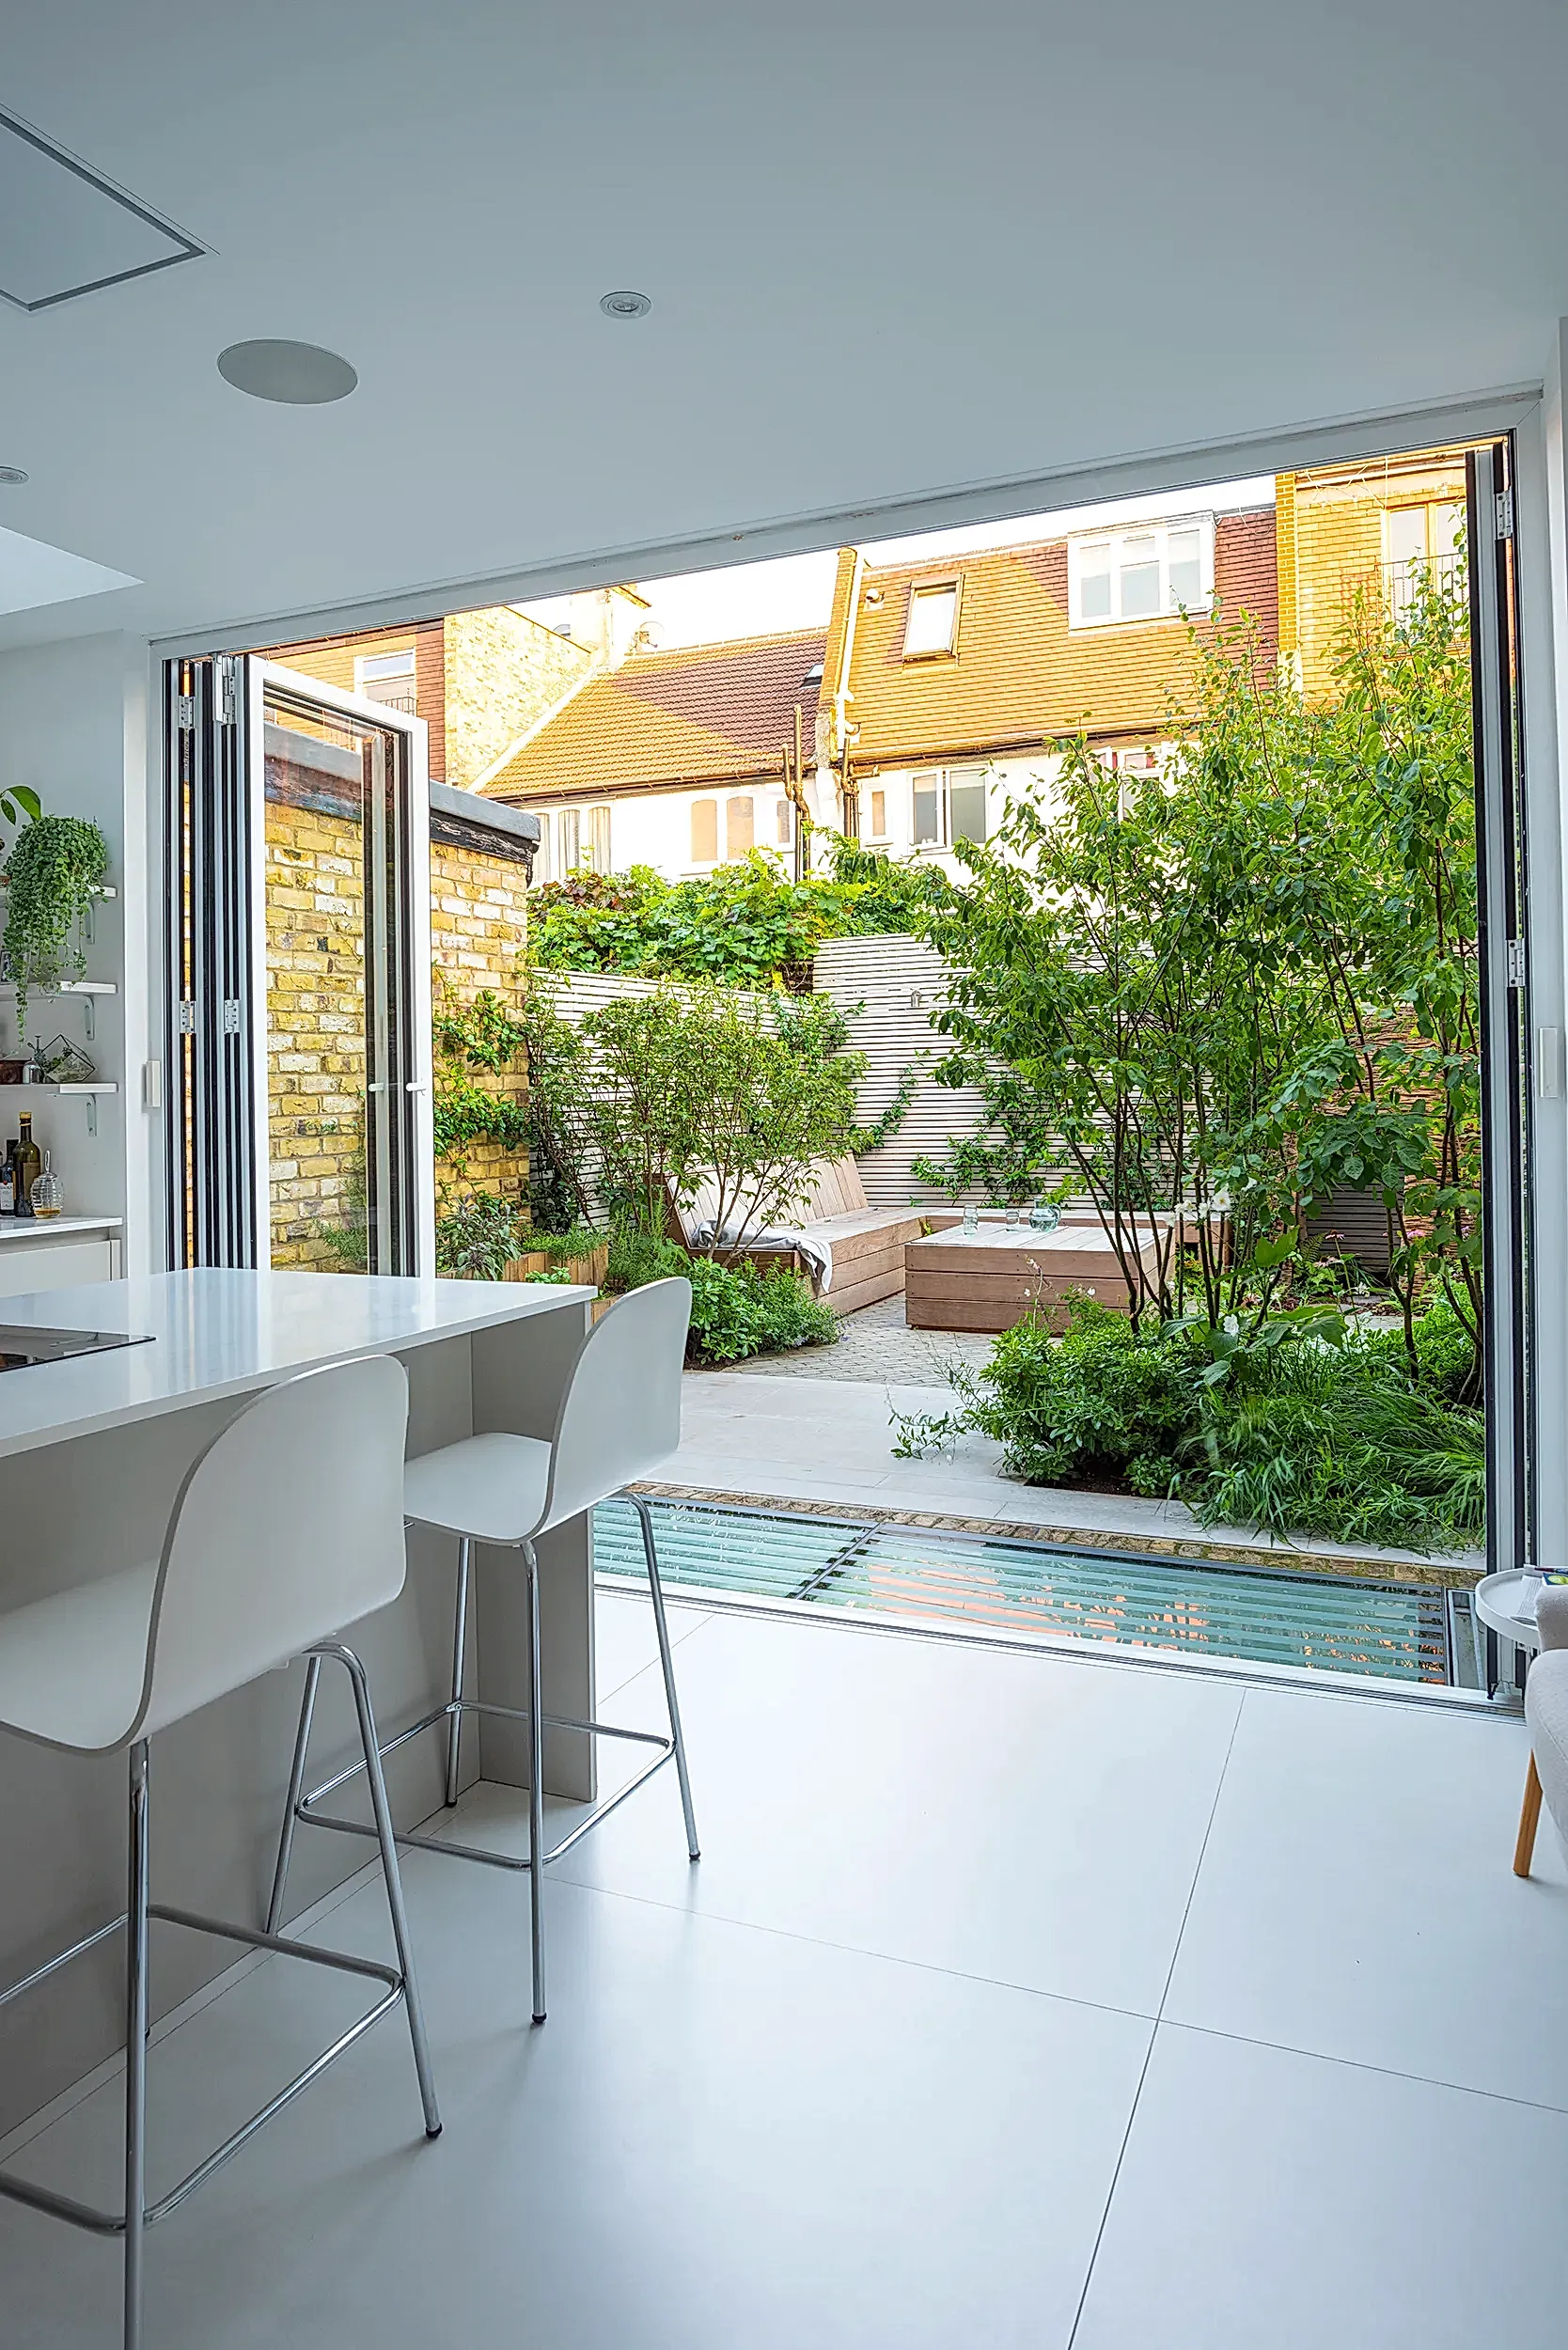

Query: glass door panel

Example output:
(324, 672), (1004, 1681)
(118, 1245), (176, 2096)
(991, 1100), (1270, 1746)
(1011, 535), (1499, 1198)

(259, 666), (430, 1274)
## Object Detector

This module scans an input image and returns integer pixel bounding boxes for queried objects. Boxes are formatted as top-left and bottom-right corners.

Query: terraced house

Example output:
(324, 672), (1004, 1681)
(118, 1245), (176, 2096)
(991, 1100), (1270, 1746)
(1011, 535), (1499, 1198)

(486, 496), (1280, 876)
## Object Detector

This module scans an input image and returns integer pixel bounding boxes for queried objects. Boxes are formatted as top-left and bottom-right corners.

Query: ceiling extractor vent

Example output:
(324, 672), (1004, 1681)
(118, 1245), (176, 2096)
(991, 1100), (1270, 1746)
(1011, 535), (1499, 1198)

(0, 106), (204, 313)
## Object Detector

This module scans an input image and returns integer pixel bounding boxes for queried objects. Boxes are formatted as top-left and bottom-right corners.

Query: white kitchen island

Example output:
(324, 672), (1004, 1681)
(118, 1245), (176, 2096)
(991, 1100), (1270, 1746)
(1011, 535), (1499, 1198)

(0, 1268), (601, 2138)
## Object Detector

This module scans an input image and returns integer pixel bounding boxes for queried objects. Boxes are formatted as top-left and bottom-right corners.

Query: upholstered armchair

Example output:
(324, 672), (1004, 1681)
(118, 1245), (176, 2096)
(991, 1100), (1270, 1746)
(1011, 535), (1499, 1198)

(1513, 1586), (1568, 1875)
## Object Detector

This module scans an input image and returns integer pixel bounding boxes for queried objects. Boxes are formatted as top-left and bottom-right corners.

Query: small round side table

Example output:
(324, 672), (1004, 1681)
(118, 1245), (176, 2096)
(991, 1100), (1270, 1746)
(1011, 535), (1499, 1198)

(1473, 1571), (1545, 1698)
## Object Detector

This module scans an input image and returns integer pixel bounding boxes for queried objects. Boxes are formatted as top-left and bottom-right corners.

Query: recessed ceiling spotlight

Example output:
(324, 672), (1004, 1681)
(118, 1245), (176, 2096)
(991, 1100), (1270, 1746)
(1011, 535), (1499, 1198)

(0, 465), (28, 485)
(216, 339), (358, 404)
(599, 290), (651, 321)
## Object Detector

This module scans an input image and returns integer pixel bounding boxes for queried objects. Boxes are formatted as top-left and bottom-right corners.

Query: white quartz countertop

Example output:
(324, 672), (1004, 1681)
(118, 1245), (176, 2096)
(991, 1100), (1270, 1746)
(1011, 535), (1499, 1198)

(0, 1268), (594, 1460)
(0, 1214), (123, 1244)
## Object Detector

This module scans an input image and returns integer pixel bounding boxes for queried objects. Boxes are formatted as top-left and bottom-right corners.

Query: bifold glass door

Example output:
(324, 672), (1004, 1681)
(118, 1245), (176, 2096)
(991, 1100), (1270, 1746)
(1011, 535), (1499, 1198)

(165, 657), (431, 1274)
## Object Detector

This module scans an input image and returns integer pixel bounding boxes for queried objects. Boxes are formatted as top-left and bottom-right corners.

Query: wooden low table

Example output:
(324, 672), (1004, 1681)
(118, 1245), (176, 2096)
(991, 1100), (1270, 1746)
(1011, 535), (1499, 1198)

(903, 1220), (1162, 1333)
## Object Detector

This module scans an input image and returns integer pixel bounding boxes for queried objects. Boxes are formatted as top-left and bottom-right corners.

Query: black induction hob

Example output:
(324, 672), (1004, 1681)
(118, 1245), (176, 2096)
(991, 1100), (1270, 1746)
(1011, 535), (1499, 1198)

(0, 1324), (153, 1372)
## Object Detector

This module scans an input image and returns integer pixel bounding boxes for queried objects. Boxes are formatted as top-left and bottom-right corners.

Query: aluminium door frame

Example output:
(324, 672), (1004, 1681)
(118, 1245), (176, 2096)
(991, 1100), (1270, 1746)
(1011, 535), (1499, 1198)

(148, 383), (1561, 1556)
(249, 661), (433, 1277)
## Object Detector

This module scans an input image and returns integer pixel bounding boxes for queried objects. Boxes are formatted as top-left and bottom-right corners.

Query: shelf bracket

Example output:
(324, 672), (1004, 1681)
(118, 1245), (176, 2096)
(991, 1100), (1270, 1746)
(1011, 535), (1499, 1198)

(82, 996), (95, 1043)
(86, 1094), (98, 1137)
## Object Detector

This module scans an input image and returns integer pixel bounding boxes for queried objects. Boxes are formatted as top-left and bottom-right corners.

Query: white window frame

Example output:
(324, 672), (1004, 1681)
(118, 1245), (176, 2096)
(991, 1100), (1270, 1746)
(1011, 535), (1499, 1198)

(689, 796), (719, 868)
(353, 647), (417, 708)
(902, 577), (962, 659)
(1067, 517), (1215, 629)
(868, 786), (889, 842)
(911, 765), (989, 851)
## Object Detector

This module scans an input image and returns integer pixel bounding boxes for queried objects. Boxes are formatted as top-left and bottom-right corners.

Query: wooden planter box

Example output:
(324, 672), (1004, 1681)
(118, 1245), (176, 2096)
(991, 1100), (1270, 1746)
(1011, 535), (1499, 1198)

(501, 1244), (609, 1290)
(903, 1225), (1167, 1334)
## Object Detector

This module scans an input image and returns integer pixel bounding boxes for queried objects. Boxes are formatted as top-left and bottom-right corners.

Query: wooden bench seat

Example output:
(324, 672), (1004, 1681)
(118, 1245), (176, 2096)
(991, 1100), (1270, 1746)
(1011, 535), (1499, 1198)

(668, 1158), (924, 1315)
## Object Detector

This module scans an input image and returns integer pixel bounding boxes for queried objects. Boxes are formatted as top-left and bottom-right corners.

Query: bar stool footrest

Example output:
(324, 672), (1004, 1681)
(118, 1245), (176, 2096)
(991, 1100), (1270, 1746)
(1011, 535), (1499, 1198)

(0, 1904), (410, 2240)
(296, 1694), (677, 1869)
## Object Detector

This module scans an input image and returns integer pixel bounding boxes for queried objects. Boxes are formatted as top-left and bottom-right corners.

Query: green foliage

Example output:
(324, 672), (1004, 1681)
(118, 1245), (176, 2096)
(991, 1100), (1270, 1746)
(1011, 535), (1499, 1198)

(0, 782), (41, 834)
(683, 1258), (839, 1365)
(604, 1222), (837, 1364)
(529, 846), (944, 988)
(2, 813), (110, 1029)
(431, 987), (531, 1183)
(606, 1226), (692, 1293)
(564, 982), (866, 1255)
(917, 568), (1482, 1396)
(434, 1192), (522, 1280)
(892, 1295), (1484, 1552)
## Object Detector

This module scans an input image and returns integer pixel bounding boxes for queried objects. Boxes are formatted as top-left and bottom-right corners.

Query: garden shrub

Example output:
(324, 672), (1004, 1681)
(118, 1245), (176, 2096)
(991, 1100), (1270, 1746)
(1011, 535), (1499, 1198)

(529, 845), (949, 988)
(897, 1295), (1484, 1552)
(605, 1226), (836, 1365)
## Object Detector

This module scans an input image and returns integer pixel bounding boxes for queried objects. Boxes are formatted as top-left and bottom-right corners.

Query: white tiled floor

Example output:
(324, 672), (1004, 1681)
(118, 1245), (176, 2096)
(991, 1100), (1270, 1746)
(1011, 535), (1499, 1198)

(0, 1589), (1563, 2347)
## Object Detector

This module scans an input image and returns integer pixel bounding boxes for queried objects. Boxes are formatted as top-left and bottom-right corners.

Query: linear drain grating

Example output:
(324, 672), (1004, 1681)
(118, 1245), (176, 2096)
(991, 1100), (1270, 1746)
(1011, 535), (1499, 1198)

(593, 1498), (1451, 1684)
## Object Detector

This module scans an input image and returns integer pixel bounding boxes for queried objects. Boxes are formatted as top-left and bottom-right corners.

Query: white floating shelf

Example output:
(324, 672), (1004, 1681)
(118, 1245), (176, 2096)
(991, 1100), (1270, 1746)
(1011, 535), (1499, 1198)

(0, 1081), (118, 1095)
(0, 979), (117, 995)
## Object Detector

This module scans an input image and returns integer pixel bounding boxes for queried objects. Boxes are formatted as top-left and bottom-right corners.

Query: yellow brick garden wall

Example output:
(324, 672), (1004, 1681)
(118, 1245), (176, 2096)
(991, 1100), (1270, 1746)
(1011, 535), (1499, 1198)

(264, 796), (370, 1271)
(264, 798), (532, 1265)
(430, 834), (531, 1214)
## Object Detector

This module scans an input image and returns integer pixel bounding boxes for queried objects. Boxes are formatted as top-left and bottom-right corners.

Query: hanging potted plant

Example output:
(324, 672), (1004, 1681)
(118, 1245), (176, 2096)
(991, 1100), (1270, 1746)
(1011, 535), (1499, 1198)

(2, 812), (110, 1032)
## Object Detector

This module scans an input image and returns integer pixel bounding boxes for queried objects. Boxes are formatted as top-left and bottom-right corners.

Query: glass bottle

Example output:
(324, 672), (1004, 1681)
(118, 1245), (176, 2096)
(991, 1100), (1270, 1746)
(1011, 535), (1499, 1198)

(12, 1113), (40, 1221)
(0, 1141), (14, 1216)
(30, 1150), (63, 1219)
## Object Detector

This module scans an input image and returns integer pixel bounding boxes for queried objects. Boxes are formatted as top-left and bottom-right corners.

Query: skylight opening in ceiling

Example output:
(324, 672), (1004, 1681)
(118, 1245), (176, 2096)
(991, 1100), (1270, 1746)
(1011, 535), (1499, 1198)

(0, 523), (139, 618)
(0, 106), (204, 313)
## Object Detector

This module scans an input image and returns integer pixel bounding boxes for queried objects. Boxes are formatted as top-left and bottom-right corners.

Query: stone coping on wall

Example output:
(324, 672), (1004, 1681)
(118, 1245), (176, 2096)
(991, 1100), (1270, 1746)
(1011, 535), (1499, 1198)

(624, 1480), (1482, 1591)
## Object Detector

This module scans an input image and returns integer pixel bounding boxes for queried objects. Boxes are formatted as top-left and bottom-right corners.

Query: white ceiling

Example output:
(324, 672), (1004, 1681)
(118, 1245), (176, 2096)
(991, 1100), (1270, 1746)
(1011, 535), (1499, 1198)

(1, 1), (1565, 652)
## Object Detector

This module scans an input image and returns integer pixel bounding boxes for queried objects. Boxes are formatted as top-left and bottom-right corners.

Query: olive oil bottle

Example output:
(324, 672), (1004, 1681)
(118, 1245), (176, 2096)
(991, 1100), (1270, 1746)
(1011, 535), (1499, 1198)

(13, 1111), (41, 1221)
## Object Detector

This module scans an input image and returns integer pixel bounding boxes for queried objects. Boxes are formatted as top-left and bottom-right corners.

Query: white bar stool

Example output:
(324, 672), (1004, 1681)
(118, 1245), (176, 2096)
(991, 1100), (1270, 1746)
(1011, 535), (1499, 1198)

(270, 1277), (699, 2026)
(0, 1356), (441, 2350)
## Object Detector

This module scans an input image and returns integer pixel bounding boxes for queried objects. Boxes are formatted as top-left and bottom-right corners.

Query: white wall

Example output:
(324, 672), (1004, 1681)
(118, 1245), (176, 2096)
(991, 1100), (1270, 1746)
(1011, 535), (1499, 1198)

(533, 782), (798, 883)
(530, 754), (1080, 885)
(0, 633), (153, 1267)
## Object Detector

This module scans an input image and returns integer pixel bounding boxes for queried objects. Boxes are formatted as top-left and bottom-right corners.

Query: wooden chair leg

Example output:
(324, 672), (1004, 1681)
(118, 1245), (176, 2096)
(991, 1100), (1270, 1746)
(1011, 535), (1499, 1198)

(1513, 1752), (1544, 1878)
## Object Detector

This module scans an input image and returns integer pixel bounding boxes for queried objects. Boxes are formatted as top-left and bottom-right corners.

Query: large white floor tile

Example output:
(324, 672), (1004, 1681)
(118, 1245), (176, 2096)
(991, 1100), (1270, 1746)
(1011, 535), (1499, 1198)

(1164, 1685), (1568, 2107)
(1072, 2022), (1568, 2350)
(543, 1608), (1243, 2014)
(0, 1864), (1151, 2350)
(593, 1587), (713, 1700)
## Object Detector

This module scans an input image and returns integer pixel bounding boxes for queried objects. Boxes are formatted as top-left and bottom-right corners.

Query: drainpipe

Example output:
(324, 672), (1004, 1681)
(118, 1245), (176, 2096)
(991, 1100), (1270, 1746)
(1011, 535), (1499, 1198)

(822, 548), (865, 831)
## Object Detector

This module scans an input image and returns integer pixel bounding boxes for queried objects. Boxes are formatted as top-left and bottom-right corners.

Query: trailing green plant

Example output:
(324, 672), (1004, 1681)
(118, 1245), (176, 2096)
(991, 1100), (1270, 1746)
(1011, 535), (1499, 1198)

(2, 813), (110, 1029)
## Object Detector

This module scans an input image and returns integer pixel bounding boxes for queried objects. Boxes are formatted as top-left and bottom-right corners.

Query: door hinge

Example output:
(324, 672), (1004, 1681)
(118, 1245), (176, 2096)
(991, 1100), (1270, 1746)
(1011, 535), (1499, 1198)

(1506, 937), (1528, 987)
(175, 692), (196, 730)
(178, 1000), (197, 1033)
(213, 656), (238, 725)
(221, 998), (242, 1036)
(1496, 488), (1514, 542)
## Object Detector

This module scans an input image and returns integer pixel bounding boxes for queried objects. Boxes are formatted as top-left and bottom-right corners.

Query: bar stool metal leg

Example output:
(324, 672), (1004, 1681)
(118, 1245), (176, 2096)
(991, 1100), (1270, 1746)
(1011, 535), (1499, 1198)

(124, 1741), (150, 2350)
(631, 1494), (700, 1861)
(267, 1653), (322, 1937)
(522, 1540), (547, 2024)
(321, 1642), (443, 2137)
(446, 1537), (473, 1808)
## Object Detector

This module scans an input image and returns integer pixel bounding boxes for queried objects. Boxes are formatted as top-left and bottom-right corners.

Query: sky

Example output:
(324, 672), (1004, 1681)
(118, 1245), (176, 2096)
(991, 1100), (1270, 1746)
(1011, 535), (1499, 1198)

(518, 474), (1276, 651)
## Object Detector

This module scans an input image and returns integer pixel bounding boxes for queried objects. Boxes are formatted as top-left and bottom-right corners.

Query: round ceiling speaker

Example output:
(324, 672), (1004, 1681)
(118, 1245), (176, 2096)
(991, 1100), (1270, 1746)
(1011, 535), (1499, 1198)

(216, 339), (358, 404)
